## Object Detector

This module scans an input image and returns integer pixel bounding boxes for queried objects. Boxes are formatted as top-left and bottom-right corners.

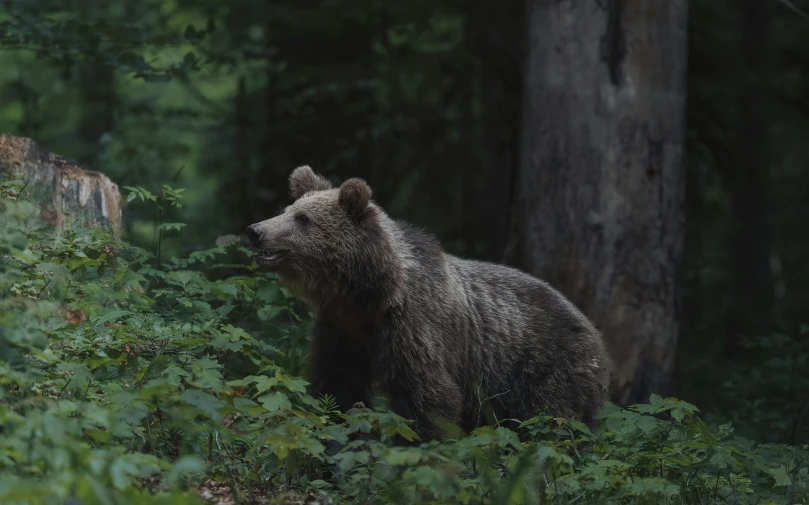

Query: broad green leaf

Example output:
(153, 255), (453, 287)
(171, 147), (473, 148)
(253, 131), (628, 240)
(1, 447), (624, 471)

(215, 235), (240, 248)
(766, 465), (793, 487)
(258, 392), (291, 413)
(179, 389), (225, 419)
(383, 448), (423, 466)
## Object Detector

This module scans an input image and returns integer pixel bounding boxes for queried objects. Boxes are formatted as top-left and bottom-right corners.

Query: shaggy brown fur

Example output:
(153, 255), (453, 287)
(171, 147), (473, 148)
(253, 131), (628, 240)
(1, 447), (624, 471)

(247, 166), (610, 441)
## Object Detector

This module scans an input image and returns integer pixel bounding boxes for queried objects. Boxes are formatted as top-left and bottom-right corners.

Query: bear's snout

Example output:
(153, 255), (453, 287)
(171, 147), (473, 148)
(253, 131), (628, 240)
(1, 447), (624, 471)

(246, 224), (262, 247)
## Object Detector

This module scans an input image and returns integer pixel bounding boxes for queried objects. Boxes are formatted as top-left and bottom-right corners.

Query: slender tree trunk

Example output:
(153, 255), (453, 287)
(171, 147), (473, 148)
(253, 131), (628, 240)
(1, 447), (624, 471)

(724, 0), (773, 356)
(77, 0), (118, 164)
(231, 76), (255, 224)
(462, 0), (523, 261)
(16, 78), (42, 137)
(508, 1), (689, 405)
(78, 60), (116, 163)
(258, 7), (291, 213)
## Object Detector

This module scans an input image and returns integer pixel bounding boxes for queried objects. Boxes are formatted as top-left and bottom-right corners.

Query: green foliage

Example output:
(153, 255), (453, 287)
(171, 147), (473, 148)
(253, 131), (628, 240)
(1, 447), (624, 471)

(0, 0), (473, 259)
(0, 1), (210, 82)
(1, 177), (808, 504)
(720, 330), (809, 444)
(681, 0), (809, 440)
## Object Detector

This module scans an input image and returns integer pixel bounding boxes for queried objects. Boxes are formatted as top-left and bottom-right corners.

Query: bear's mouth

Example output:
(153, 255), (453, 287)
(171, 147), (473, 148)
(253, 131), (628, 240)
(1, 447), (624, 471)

(256, 249), (288, 267)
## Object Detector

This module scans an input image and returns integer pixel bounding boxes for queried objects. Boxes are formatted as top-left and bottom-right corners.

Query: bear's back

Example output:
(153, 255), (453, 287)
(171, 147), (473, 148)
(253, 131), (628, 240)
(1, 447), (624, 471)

(393, 221), (602, 359)
(444, 256), (600, 354)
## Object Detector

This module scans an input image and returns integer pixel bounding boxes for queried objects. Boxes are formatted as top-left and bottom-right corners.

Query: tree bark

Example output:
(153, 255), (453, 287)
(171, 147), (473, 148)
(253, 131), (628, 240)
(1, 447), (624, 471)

(508, 1), (688, 405)
(724, 0), (773, 356)
(0, 135), (122, 234)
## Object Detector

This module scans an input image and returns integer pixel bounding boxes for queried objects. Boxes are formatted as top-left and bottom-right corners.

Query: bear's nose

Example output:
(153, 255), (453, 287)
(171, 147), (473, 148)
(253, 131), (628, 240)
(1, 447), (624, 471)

(246, 225), (262, 246)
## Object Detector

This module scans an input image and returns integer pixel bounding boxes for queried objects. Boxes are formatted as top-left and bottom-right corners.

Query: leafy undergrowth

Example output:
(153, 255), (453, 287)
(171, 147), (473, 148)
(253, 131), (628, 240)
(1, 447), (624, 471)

(1, 177), (807, 505)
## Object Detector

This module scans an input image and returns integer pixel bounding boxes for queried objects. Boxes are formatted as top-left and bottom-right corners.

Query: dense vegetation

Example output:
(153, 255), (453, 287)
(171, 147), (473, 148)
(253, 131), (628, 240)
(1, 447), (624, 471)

(2, 176), (808, 504)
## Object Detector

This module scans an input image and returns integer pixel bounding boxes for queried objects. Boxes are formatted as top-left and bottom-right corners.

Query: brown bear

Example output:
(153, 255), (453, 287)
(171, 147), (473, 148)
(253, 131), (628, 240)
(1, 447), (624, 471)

(247, 166), (610, 441)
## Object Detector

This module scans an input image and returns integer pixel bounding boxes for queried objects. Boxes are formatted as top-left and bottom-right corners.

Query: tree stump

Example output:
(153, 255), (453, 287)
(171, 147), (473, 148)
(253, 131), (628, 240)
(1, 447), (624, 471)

(0, 135), (122, 234)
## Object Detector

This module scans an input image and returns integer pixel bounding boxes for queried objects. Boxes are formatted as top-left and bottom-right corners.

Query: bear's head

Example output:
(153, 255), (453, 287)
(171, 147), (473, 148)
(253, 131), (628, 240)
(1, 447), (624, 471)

(247, 166), (403, 309)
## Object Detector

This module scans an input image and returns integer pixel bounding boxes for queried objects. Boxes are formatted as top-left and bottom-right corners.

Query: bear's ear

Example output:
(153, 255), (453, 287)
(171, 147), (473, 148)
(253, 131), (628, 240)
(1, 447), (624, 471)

(338, 178), (372, 218)
(289, 166), (333, 199)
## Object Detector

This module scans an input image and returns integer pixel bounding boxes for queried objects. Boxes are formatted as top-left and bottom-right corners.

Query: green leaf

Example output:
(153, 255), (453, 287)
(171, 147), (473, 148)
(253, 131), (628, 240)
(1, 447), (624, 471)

(257, 305), (283, 321)
(216, 282), (239, 299)
(91, 310), (133, 327)
(380, 420), (419, 442)
(171, 271), (193, 286)
(179, 390), (225, 419)
(766, 465), (793, 487)
(226, 375), (278, 393)
(165, 456), (205, 487)
(255, 376), (279, 393)
(383, 448), (423, 466)
(568, 420), (593, 436)
(308, 479), (331, 490)
(636, 415), (659, 434)
(110, 457), (139, 490)
(625, 478), (680, 498)
(215, 304), (235, 317)
(258, 392), (291, 413)
(158, 222), (187, 232)
(276, 374), (308, 393)
(163, 366), (191, 387)
(192, 358), (225, 392)
(709, 447), (738, 470)
(215, 234), (240, 248)
(225, 377), (255, 387)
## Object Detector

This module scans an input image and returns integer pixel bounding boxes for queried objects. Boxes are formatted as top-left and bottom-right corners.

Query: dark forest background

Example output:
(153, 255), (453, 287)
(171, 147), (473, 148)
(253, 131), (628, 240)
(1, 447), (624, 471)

(2, 0), (808, 446)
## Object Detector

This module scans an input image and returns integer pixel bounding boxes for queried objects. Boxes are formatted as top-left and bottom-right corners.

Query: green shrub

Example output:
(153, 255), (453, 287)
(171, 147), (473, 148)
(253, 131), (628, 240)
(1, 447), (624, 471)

(1, 176), (807, 504)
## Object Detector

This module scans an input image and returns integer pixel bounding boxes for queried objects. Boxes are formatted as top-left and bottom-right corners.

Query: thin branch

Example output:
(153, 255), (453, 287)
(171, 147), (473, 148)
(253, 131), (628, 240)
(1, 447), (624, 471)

(779, 0), (809, 20)
(36, 279), (51, 300)
(57, 377), (72, 399)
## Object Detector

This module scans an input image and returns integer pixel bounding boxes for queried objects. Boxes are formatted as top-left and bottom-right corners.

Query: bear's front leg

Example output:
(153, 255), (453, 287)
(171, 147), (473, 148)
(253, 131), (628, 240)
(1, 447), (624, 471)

(374, 316), (464, 442)
(305, 320), (371, 412)
(385, 378), (461, 442)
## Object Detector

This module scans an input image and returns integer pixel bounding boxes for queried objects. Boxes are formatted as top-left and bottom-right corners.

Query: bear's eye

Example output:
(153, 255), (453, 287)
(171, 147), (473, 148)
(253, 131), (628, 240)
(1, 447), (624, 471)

(294, 213), (311, 226)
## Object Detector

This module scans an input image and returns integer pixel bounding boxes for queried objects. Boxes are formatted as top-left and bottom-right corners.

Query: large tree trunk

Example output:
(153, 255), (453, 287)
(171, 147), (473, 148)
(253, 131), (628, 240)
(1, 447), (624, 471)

(724, 0), (773, 357)
(0, 135), (122, 234)
(508, 1), (689, 405)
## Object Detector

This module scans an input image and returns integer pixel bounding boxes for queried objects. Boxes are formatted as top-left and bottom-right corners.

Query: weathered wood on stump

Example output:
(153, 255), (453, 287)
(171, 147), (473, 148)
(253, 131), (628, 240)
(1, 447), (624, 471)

(0, 135), (122, 234)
